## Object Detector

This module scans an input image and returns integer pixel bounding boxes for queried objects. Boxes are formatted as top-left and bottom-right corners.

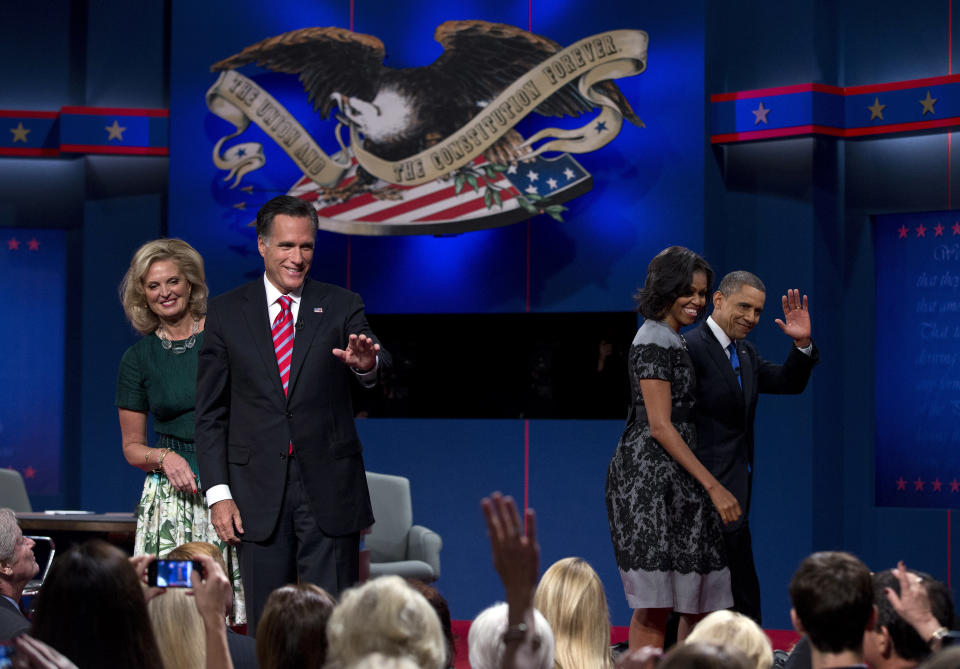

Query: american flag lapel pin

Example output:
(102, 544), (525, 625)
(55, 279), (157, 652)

(313, 307), (323, 313)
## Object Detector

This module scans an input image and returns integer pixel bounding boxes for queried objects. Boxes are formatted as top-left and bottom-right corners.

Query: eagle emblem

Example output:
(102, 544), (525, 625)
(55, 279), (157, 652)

(207, 21), (649, 235)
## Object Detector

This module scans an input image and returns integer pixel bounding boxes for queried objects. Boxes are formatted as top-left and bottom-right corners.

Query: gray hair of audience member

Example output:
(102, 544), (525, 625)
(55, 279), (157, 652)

(659, 642), (754, 669)
(717, 270), (766, 297)
(148, 588), (206, 669)
(872, 568), (955, 662)
(326, 575), (446, 669)
(0, 508), (17, 564)
(468, 602), (555, 669)
(346, 653), (422, 669)
(685, 610), (773, 669)
(917, 646), (960, 668)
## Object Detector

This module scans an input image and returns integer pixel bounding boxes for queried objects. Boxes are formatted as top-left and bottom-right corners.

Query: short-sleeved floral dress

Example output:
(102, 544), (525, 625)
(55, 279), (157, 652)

(605, 319), (732, 613)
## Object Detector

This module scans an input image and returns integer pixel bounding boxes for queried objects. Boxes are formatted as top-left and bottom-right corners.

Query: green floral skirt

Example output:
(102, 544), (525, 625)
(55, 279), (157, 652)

(134, 468), (246, 626)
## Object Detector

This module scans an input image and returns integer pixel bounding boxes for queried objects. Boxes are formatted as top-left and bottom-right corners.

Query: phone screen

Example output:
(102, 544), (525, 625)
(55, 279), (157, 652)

(0, 642), (14, 669)
(149, 559), (199, 588)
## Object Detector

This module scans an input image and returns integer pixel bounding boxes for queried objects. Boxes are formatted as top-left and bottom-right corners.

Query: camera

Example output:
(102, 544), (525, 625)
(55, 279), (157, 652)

(147, 559), (202, 588)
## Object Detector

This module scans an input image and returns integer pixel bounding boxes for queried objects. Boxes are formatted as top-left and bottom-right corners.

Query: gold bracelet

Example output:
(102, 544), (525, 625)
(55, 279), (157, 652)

(155, 448), (171, 473)
(145, 449), (152, 466)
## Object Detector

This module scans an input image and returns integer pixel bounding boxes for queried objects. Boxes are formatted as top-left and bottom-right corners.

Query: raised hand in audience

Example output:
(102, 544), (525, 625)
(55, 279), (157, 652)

(481, 491), (543, 669)
(884, 560), (945, 651)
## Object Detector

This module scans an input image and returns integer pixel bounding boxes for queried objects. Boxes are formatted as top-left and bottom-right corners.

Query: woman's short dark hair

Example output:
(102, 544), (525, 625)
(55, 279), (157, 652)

(634, 246), (714, 321)
(29, 539), (163, 669)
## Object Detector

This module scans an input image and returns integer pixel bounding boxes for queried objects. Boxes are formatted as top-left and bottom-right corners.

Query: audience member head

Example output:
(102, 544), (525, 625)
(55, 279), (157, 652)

(167, 541), (231, 618)
(534, 557), (613, 669)
(327, 575), (445, 669)
(468, 602), (555, 669)
(659, 642), (753, 669)
(686, 610), (773, 669)
(0, 507), (38, 601)
(346, 653), (422, 669)
(788, 551), (875, 657)
(256, 583), (336, 669)
(119, 238), (207, 335)
(865, 568), (954, 668)
(29, 539), (163, 669)
(147, 588), (205, 669)
(406, 579), (456, 668)
(634, 246), (714, 322)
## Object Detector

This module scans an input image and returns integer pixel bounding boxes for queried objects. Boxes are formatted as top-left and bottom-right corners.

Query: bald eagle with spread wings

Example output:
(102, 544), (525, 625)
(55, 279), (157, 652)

(212, 20), (641, 199)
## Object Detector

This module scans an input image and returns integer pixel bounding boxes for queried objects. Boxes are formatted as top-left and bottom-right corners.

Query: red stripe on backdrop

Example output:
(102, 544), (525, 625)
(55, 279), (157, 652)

(414, 187), (519, 222)
(60, 106), (168, 117)
(59, 144), (168, 155)
(0, 110), (59, 118)
(0, 148), (59, 157)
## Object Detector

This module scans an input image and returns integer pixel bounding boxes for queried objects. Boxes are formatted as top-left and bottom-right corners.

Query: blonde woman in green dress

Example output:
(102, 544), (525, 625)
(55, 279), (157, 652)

(116, 238), (245, 625)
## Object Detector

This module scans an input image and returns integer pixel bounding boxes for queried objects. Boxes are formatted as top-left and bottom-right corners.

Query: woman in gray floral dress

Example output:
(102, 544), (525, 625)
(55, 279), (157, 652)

(115, 238), (245, 625)
(606, 246), (740, 650)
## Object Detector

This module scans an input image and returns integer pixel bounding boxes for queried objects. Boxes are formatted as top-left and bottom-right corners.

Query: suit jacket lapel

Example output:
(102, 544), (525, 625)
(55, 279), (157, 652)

(287, 279), (325, 400)
(240, 281), (286, 400)
(699, 323), (745, 401)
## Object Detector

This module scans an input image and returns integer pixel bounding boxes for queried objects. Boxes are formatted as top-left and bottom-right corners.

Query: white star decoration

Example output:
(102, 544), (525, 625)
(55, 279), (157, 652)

(525, 185), (538, 194)
(507, 164), (518, 174)
(526, 170), (539, 182)
(546, 178), (558, 190)
(105, 120), (127, 141)
(563, 168), (576, 180)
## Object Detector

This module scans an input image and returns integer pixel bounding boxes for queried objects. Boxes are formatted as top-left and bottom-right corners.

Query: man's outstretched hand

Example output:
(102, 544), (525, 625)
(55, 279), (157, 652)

(333, 333), (379, 372)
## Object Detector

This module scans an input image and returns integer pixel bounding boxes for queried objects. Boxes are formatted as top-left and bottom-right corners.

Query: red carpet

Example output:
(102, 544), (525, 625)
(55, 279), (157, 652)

(450, 621), (800, 668)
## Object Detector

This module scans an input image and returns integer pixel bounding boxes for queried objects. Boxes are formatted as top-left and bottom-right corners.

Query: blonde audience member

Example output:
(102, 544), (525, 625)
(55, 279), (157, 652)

(686, 610), (773, 669)
(257, 583), (335, 669)
(148, 589), (206, 669)
(326, 575), (445, 669)
(534, 557), (614, 669)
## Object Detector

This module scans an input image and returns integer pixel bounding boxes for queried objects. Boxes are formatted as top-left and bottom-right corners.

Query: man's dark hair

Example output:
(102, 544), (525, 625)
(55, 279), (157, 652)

(635, 246), (714, 321)
(789, 551), (874, 655)
(255, 195), (320, 240)
(874, 569), (955, 661)
(717, 270), (765, 297)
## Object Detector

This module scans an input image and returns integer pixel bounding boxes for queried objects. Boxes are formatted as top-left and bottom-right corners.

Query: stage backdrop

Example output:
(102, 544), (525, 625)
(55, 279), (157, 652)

(875, 210), (960, 508)
(0, 229), (65, 498)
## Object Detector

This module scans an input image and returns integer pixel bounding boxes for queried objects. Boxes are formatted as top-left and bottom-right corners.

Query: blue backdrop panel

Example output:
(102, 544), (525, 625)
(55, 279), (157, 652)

(0, 229), (66, 496)
(357, 418), (525, 621)
(528, 419), (630, 625)
(875, 211), (960, 508)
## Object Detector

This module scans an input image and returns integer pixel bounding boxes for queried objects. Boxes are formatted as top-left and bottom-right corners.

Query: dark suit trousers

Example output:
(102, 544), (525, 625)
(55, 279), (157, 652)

(239, 455), (360, 636)
(724, 523), (762, 624)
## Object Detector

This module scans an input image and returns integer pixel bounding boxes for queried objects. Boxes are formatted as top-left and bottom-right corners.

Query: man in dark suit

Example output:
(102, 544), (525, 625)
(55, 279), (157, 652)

(0, 508), (38, 641)
(196, 195), (384, 635)
(685, 271), (817, 624)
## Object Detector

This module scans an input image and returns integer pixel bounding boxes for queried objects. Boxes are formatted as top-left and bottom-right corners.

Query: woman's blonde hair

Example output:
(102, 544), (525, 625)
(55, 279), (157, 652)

(326, 575), (446, 669)
(147, 588), (206, 669)
(534, 557), (613, 669)
(119, 238), (207, 334)
(685, 610), (773, 669)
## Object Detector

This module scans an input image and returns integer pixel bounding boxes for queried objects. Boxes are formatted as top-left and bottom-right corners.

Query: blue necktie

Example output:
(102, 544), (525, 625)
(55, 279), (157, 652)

(727, 342), (742, 389)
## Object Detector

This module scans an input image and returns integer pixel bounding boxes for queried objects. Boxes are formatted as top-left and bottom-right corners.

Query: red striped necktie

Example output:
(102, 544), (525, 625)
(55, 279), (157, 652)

(272, 295), (294, 395)
(273, 295), (294, 455)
